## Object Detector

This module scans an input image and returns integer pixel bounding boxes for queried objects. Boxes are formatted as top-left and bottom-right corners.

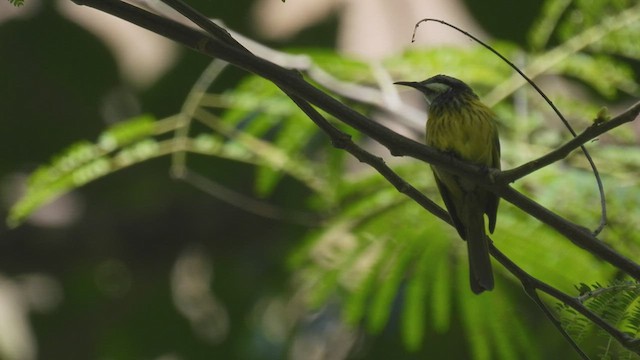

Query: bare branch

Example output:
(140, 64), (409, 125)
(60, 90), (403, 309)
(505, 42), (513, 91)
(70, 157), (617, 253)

(66, 0), (640, 355)
(490, 244), (640, 354)
(500, 101), (640, 182)
(70, 0), (640, 280)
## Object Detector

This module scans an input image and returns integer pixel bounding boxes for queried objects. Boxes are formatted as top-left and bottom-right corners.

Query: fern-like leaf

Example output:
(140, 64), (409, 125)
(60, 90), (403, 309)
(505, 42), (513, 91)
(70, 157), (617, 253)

(8, 115), (158, 227)
(558, 282), (640, 359)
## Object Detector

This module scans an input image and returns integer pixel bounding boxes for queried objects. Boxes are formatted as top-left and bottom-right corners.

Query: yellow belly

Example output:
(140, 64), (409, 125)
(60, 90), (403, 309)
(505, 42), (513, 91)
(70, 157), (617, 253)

(425, 103), (497, 167)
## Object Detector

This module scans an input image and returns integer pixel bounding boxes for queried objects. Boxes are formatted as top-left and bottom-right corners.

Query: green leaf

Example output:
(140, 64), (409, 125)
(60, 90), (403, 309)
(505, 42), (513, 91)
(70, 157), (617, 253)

(98, 114), (156, 152)
(304, 50), (372, 82)
(342, 238), (388, 325)
(8, 115), (162, 227)
(431, 246), (452, 333)
(389, 47), (511, 91)
(456, 265), (492, 360)
(299, 222), (372, 308)
(553, 54), (638, 98)
(528, 0), (572, 50)
(401, 236), (437, 351)
(366, 237), (416, 333)
(215, 75), (327, 196)
(557, 282), (640, 359)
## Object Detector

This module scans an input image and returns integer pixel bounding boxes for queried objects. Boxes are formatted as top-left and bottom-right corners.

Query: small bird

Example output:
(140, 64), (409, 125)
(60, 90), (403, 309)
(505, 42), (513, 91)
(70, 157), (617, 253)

(395, 75), (501, 294)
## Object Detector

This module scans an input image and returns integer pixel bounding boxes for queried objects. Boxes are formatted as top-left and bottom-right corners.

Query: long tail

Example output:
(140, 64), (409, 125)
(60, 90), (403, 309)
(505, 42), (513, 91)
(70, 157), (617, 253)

(464, 197), (494, 294)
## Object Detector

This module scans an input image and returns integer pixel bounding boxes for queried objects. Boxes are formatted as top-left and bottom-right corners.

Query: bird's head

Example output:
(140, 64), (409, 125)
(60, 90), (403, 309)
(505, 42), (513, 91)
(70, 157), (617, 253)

(394, 74), (477, 106)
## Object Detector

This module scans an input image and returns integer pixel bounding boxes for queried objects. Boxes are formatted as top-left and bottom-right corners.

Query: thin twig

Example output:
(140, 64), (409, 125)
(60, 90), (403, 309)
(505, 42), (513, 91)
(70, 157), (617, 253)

(499, 101), (640, 182)
(178, 168), (322, 226)
(171, 59), (229, 178)
(576, 282), (640, 303)
(490, 244), (640, 354)
(522, 283), (591, 360)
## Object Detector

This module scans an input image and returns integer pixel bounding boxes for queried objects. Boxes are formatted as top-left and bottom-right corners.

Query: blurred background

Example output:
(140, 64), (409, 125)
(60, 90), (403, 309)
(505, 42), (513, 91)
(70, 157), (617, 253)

(1, 0), (639, 359)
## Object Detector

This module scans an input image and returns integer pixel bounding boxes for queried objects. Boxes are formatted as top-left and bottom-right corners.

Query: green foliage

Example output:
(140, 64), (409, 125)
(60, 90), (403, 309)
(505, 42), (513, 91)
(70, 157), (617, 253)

(302, 49), (373, 82)
(385, 44), (517, 91)
(8, 74), (332, 226)
(290, 164), (561, 358)
(528, 0), (573, 50)
(558, 0), (640, 59)
(557, 282), (640, 359)
(204, 75), (333, 198)
(7, 0), (640, 358)
(554, 54), (638, 98)
(287, 0), (640, 357)
(8, 115), (158, 227)
(8, 0), (24, 6)
(538, 0), (640, 99)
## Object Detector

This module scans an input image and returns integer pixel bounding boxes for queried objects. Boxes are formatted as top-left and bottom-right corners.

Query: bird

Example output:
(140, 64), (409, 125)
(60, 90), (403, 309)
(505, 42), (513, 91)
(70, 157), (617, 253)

(395, 74), (501, 294)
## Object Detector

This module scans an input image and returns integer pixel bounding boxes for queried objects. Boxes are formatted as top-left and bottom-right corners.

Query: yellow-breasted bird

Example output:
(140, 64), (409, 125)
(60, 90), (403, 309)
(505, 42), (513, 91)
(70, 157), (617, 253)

(395, 75), (501, 294)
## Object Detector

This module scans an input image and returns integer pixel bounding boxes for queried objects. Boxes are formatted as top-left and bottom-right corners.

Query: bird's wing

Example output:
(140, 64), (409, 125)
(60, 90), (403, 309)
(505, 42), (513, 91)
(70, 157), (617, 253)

(432, 169), (467, 240)
(485, 131), (501, 233)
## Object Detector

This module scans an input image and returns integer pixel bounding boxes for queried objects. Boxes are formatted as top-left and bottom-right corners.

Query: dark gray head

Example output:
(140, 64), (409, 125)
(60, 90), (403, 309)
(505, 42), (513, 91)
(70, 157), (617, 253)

(395, 74), (477, 105)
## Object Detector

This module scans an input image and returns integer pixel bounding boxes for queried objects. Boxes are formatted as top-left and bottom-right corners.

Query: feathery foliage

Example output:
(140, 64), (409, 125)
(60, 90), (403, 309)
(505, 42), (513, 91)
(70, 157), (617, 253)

(7, 0), (640, 358)
(557, 282), (640, 359)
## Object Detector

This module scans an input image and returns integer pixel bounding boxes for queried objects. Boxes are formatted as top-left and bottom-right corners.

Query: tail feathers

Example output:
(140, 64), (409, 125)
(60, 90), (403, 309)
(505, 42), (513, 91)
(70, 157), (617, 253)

(464, 203), (494, 294)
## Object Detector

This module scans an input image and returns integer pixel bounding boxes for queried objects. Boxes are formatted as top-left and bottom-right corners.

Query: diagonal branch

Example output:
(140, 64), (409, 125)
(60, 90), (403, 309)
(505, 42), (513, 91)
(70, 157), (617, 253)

(287, 83), (640, 355)
(286, 90), (449, 223)
(70, 0), (640, 281)
(490, 244), (640, 355)
(499, 101), (640, 183)
(62, 1), (640, 355)
(496, 186), (640, 279)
